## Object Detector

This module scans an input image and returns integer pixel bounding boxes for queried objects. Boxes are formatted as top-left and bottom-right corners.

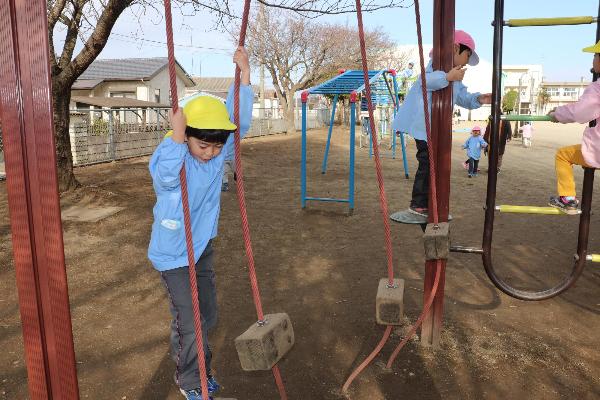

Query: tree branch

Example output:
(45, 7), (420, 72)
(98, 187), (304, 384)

(59, 0), (134, 85)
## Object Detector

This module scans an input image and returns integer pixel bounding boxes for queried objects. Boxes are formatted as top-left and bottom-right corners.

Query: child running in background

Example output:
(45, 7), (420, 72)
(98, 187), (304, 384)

(520, 122), (533, 148)
(547, 40), (600, 215)
(391, 30), (492, 221)
(463, 126), (487, 177)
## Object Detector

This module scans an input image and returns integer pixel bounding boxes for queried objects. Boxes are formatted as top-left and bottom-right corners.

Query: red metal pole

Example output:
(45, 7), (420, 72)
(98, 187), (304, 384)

(0, 0), (79, 398)
(421, 0), (454, 347)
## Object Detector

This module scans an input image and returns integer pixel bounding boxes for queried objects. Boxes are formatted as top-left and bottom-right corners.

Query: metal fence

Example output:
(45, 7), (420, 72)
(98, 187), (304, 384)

(70, 108), (170, 166)
(69, 107), (331, 166)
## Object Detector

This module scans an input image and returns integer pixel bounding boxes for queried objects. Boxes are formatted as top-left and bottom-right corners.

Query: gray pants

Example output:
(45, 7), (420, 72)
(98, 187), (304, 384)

(222, 159), (234, 185)
(160, 241), (218, 391)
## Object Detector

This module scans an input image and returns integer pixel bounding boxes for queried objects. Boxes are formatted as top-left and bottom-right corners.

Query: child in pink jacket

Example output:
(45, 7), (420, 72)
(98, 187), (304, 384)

(548, 40), (600, 214)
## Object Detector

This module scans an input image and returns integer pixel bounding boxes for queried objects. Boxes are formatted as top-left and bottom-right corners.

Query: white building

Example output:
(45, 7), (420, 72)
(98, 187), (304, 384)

(502, 65), (544, 114)
(71, 57), (194, 109)
(540, 80), (590, 112)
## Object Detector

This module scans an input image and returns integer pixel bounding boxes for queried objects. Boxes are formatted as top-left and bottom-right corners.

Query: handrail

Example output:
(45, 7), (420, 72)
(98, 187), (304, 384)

(501, 115), (551, 122)
(505, 16), (596, 27)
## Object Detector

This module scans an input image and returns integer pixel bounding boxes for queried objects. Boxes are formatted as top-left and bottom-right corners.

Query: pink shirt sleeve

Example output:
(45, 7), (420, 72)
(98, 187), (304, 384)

(554, 82), (600, 124)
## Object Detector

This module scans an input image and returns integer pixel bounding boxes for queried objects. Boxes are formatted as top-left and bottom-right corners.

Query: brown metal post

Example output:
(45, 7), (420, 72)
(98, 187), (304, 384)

(0, 1), (79, 398)
(421, 0), (454, 347)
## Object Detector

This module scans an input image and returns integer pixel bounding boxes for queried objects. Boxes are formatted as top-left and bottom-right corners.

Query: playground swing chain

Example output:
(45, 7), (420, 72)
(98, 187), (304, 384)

(162, 0), (289, 398)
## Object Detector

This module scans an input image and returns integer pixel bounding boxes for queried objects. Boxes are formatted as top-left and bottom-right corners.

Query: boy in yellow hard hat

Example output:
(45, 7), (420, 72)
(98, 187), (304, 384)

(548, 40), (600, 214)
(148, 46), (253, 400)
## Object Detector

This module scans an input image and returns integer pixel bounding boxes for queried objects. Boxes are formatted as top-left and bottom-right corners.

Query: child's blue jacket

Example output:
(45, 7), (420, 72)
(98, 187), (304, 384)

(463, 135), (488, 160)
(148, 85), (253, 271)
(392, 61), (482, 141)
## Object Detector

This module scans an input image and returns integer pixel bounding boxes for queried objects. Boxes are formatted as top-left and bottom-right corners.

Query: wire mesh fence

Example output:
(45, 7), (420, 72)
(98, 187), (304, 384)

(68, 107), (332, 166)
(70, 108), (170, 166)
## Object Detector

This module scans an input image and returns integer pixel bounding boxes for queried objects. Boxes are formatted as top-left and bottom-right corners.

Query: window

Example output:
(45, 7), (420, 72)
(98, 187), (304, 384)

(546, 87), (560, 97)
(110, 91), (136, 99)
(563, 87), (577, 99)
(154, 89), (161, 103)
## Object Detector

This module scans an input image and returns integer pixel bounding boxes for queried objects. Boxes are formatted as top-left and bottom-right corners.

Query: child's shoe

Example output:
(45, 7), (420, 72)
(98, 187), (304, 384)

(408, 206), (428, 217)
(179, 388), (213, 400)
(548, 196), (579, 215)
(462, 161), (469, 170)
(467, 174), (472, 178)
(207, 376), (220, 394)
(221, 182), (229, 192)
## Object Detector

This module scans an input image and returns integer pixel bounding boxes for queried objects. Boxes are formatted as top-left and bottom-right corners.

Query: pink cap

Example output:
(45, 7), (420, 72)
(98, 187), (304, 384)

(428, 30), (479, 66)
(455, 30), (479, 66)
(472, 125), (482, 131)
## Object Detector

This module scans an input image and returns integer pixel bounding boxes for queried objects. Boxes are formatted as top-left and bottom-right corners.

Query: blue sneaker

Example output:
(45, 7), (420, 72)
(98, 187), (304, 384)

(179, 388), (213, 400)
(207, 376), (220, 394)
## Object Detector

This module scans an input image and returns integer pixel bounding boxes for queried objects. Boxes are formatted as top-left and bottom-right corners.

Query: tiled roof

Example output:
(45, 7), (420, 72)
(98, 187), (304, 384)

(77, 57), (194, 86)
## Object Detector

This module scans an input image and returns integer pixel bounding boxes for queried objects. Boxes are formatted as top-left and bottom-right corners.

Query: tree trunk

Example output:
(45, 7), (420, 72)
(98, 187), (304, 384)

(284, 106), (296, 135)
(52, 83), (78, 192)
(281, 89), (297, 135)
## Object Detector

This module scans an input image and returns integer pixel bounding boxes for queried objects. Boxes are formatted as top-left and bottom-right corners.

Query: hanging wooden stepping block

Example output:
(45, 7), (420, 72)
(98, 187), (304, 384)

(235, 313), (294, 371)
(376, 278), (405, 325)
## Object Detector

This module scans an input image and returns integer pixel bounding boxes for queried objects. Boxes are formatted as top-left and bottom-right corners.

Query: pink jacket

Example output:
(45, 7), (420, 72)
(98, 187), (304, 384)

(554, 81), (600, 168)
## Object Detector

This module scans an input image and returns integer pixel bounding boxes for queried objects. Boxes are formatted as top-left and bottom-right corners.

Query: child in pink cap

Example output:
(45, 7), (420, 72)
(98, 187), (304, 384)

(462, 126), (487, 177)
(548, 40), (600, 214)
(391, 30), (491, 221)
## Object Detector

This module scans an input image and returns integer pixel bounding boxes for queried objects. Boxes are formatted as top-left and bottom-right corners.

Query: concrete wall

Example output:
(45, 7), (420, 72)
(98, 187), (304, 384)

(148, 68), (188, 104)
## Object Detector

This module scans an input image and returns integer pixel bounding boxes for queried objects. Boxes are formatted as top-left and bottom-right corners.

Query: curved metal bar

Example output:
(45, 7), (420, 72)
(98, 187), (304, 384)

(483, 169), (594, 301)
(481, 0), (597, 301)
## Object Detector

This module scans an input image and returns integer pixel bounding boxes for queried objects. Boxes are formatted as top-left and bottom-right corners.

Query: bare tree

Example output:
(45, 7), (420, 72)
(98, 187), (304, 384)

(48, 0), (408, 191)
(246, 7), (394, 134)
(186, 0), (409, 18)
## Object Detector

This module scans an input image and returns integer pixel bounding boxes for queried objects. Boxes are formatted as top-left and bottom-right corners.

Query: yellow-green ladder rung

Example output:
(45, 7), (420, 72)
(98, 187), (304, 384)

(586, 254), (600, 262)
(495, 205), (581, 215)
(505, 16), (596, 27)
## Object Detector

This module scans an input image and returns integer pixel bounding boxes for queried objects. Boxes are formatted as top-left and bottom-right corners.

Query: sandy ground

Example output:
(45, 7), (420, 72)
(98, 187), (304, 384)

(1, 121), (599, 400)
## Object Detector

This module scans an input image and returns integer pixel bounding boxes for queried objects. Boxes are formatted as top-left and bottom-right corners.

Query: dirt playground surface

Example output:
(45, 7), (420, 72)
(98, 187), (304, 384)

(1, 122), (599, 399)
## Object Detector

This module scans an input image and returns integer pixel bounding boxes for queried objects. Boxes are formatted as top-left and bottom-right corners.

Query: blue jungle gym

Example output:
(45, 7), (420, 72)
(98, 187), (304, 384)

(301, 69), (409, 213)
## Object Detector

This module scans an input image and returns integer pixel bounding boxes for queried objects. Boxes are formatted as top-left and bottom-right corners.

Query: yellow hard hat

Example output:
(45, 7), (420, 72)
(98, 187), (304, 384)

(183, 96), (237, 131)
(583, 40), (600, 53)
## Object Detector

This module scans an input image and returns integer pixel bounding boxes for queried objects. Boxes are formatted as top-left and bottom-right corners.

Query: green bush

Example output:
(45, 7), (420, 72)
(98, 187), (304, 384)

(90, 118), (109, 136)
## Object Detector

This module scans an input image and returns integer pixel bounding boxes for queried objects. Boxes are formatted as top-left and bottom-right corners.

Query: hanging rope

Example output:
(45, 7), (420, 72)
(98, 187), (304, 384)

(354, 1), (395, 287)
(234, 1), (288, 399)
(341, 0), (397, 393)
(343, 0), (445, 390)
(386, 0), (443, 368)
(163, 0), (210, 398)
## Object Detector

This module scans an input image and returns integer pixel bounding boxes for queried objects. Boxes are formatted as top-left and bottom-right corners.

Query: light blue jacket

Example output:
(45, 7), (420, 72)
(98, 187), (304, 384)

(392, 61), (482, 141)
(148, 85), (253, 271)
(463, 135), (488, 160)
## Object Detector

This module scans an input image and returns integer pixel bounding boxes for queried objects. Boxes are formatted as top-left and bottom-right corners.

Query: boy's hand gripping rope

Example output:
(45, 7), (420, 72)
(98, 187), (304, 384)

(163, 0), (210, 398)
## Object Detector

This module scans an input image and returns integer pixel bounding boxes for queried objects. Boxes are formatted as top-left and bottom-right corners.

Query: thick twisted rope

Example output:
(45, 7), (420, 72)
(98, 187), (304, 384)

(163, 0), (210, 398)
(234, 1), (288, 398)
(341, 1), (397, 393)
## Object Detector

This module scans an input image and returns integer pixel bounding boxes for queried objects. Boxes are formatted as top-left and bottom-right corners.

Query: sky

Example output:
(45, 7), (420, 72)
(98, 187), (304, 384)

(90, 0), (598, 83)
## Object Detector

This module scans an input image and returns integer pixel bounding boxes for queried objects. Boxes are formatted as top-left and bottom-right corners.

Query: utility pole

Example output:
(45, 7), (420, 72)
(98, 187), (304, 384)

(259, 2), (266, 120)
(260, 64), (265, 119)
